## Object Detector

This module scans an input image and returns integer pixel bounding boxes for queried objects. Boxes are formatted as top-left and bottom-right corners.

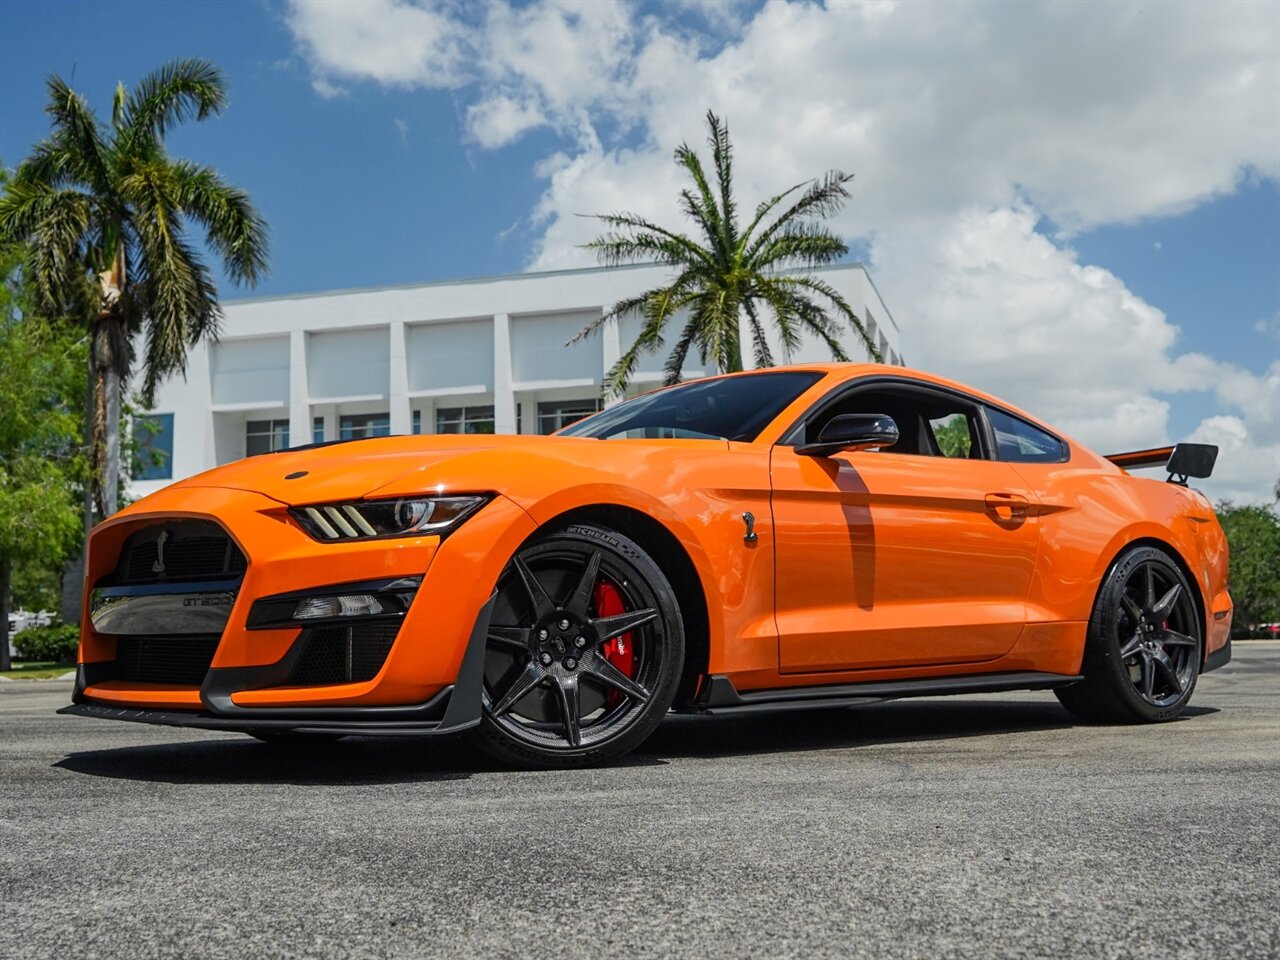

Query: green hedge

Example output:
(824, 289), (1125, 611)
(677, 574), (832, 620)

(12, 623), (80, 663)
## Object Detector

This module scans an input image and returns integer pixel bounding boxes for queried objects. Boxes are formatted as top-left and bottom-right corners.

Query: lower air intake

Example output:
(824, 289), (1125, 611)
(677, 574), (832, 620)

(114, 635), (220, 686)
(287, 622), (400, 686)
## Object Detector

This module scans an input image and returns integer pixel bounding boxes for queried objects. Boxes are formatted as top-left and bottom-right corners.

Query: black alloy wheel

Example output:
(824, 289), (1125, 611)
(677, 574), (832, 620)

(1056, 545), (1202, 724)
(470, 523), (684, 768)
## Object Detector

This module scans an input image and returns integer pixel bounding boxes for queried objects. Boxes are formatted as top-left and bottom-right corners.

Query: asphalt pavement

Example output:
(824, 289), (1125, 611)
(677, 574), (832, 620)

(2, 644), (1277, 960)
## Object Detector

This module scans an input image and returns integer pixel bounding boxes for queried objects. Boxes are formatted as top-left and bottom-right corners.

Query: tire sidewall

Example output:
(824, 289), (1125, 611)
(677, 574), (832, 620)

(473, 523), (685, 768)
(1091, 546), (1201, 722)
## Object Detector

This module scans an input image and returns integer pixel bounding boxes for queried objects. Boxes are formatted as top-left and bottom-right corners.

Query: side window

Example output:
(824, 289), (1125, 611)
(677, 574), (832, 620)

(928, 413), (972, 458)
(986, 407), (1066, 463)
(805, 385), (987, 459)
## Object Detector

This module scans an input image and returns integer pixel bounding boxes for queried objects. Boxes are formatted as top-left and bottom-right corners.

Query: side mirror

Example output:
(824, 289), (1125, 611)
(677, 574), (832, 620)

(795, 413), (899, 457)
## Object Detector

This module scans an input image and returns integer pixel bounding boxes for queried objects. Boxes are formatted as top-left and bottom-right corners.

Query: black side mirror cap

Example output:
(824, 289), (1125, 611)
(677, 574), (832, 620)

(795, 414), (900, 457)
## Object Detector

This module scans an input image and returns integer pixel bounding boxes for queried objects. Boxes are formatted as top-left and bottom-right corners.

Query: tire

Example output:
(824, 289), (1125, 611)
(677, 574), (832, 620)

(469, 523), (685, 769)
(1055, 545), (1202, 724)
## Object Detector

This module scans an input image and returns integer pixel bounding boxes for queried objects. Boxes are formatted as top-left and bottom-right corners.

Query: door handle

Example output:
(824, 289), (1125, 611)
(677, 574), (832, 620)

(984, 493), (1029, 521)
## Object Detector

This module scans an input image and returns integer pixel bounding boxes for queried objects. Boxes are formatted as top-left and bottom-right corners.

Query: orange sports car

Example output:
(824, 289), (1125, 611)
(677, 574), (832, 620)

(62, 364), (1232, 767)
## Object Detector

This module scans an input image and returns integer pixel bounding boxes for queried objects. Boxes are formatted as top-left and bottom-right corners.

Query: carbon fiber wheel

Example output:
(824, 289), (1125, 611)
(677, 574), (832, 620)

(470, 524), (684, 768)
(1056, 546), (1202, 723)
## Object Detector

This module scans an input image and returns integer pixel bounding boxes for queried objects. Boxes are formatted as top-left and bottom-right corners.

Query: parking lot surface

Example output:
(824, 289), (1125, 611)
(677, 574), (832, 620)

(2, 643), (1277, 960)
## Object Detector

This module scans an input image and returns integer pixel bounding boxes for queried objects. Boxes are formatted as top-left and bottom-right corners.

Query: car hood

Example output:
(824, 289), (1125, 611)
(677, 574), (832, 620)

(168, 434), (605, 506)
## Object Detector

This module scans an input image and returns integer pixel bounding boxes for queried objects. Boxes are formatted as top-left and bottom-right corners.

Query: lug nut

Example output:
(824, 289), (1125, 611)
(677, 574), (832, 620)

(564, 657), (577, 670)
(558, 619), (571, 630)
(574, 636), (586, 649)
(538, 629), (549, 641)
(540, 653), (553, 666)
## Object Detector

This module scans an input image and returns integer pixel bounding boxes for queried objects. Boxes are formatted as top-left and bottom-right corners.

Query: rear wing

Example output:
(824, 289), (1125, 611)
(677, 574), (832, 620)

(1105, 442), (1218, 485)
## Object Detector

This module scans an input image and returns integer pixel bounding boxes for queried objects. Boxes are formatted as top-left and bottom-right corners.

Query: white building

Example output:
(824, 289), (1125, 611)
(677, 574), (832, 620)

(131, 262), (902, 495)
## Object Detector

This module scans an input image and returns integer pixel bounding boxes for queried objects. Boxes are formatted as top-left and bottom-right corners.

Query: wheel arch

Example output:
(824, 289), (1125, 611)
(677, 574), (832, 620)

(532, 503), (712, 707)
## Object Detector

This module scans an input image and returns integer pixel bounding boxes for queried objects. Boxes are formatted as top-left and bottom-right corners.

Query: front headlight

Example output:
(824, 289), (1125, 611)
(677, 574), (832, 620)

(291, 495), (489, 541)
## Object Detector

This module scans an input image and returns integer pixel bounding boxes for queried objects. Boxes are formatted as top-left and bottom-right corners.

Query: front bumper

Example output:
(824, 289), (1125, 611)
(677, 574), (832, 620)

(60, 594), (494, 736)
(68, 484), (535, 728)
(1203, 635), (1232, 674)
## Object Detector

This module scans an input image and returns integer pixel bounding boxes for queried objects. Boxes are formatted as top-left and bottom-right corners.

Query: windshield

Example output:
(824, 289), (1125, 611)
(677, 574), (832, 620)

(560, 371), (825, 442)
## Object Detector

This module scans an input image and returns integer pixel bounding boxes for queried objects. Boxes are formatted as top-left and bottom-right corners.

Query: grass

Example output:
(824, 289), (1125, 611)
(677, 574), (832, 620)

(1, 660), (75, 680)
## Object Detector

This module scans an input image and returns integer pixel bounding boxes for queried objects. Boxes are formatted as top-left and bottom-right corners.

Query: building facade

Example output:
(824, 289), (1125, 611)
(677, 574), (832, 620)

(131, 262), (902, 497)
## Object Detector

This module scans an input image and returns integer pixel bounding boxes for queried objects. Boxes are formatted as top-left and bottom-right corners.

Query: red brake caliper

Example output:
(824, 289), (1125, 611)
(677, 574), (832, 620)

(592, 579), (636, 705)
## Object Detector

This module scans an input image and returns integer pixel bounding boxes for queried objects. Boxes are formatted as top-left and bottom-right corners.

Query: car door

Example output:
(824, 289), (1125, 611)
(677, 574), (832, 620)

(769, 379), (1041, 673)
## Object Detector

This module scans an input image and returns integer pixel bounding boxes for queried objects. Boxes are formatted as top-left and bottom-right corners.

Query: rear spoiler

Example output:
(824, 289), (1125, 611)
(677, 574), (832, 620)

(1105, 442), (1218, 485)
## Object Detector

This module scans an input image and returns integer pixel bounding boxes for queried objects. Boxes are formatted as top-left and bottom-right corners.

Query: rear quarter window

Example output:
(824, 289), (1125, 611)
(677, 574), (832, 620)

(986, 407), (1067, 463)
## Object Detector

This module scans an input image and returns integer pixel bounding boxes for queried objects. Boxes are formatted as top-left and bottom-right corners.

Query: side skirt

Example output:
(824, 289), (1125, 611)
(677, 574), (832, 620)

(681, 671), (1084, 716)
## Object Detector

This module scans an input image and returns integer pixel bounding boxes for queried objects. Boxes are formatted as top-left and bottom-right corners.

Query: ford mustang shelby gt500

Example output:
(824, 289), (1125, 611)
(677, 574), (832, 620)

(62, 364), (1232, 767)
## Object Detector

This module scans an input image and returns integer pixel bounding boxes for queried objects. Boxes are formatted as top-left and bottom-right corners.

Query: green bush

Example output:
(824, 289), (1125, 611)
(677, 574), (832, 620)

(12, 623), (80, 663)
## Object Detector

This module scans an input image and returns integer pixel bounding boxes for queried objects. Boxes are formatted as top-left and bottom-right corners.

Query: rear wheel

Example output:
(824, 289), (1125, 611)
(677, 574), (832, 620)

(470, 523), (684, 768)
(1056, 545), (1202, 723)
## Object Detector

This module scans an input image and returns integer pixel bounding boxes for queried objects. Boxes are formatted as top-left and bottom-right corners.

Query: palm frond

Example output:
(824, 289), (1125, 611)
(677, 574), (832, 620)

(42, 75), (111, 193)
(567, 292), (650, 346)
(602, 297), (668, 398)
(121, 58), (227, 146)
(766, 274), (875, 360)
(0, 181), (94, 313)
(706, 111), (737, 252)
(674, 141), (726, 257)
(741, 298), (775, 370)
(585, 212), (715, 270)
(745, 171), (853, 262)
(661, 312), (703, 385)
(737, 180), (806, 252)
(170, 161), (267, 286)
(751, 223), (848, 270)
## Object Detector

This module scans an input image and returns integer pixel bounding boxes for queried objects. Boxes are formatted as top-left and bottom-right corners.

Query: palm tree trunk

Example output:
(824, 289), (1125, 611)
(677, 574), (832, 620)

(91, 252), (125, 522)
(105, 366), (121, 514)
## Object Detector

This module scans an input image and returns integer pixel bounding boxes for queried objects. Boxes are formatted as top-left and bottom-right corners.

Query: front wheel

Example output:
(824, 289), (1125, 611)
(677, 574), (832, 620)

(1056, 545), (1202, 724)
(469, 523), (685, 769)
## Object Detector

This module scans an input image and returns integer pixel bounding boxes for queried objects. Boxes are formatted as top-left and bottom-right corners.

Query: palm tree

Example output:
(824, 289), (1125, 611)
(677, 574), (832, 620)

(0, 59), (267, 524)
(574, 111), (878, 397)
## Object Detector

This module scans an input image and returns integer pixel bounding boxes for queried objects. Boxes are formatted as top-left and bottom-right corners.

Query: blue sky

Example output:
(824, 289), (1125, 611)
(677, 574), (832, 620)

(1, 0), (1277, 501)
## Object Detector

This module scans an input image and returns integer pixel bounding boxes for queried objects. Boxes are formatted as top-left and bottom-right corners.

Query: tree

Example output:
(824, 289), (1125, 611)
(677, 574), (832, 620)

(0, 249), (83, 670)
(1216, 502), (1280, 636)
(574, 111), (879, 397)
(0, 59), (268, 528)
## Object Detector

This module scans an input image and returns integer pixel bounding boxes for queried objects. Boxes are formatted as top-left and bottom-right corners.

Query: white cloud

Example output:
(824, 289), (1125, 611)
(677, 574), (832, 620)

(466, 95), (546, 149)
(287, 0), (470, 90)
(283, 0), (1280, 501)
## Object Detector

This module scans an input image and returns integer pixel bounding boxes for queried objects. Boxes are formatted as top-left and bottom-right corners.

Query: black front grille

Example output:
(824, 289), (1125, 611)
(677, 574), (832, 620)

(288, 622), (401, 686)
(113, 635), (220, 685)
(116, 521), (246, 585)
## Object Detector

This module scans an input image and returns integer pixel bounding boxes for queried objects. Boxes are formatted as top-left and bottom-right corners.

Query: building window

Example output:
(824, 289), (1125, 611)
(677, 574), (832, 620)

(436, 406), (494, 435)
(339, 413), (391, 440)
(878, 331), (890, 361)
(537, 398), (601, 434)
(313, 417), (325, 444)
(412, 409), (421, 435)
(132, 413), (174, 480)
(246, 419), (290, 457)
